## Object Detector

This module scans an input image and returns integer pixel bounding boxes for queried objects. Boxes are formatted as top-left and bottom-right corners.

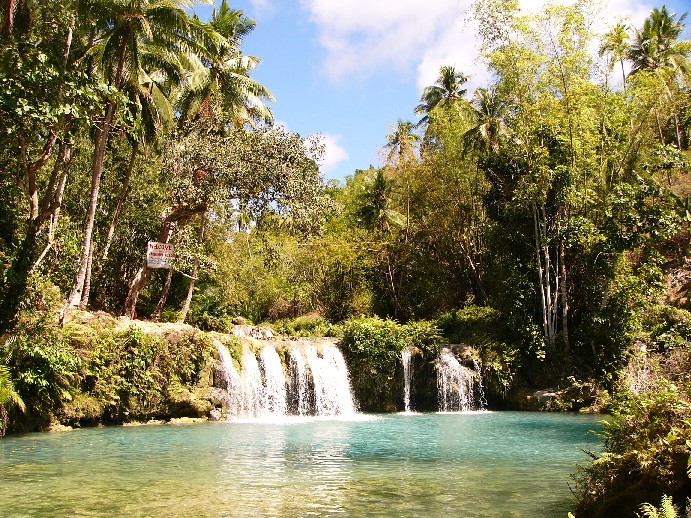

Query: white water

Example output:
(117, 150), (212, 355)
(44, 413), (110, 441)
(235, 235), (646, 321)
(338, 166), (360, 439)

(241, 345), (264, 417)
(436, 348), (481, 412)
(259, 346), (287, 416)
(213, 339), (244, 416)
(472, 359), (488, 409)
(288, 348), (311, 415)
(401, 346), (413, 412)
(217, 340), (356, 419)
(304, 345), (357, 416)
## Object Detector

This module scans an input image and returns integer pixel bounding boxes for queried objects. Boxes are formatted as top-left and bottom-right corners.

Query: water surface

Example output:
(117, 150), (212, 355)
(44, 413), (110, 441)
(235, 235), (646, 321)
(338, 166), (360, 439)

(0, 411), (601, 517)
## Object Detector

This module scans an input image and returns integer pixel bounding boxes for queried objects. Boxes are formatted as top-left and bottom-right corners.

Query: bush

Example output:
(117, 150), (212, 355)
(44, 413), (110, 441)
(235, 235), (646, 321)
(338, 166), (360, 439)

(0, 276), (80, 430)
(339, 316), (442, 411)
(75, 327), (215, 422)
(573, 382), (691, 517)
(273, 314), (340, 337)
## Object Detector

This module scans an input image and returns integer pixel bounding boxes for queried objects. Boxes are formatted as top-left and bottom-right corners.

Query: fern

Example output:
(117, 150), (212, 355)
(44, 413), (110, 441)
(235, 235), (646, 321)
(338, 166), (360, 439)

(638, 495), (679, 518)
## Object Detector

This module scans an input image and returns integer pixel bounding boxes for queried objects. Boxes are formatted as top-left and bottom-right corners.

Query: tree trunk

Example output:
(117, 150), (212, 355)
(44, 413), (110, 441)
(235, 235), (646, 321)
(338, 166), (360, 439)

(100, 140), (138, 265)
(460, 236), (487, 304)
(655, 110), (665, 145)
(151, 267), (174, 321)
(674, 113), (682, 150)
(66, 109), (111, 307)
(80, 240), (94, 308)
(559, 239), (569, 352)
(178, 212), (207, 323)
(31, 145), (72, 272)
(533, 203), (559, 343)
(123, 221), (174, 319)
(67, 35), (128, 308)
(0, 130), (62, 329)
(533, 204), (548, 340)
(123, 204), (204, 318)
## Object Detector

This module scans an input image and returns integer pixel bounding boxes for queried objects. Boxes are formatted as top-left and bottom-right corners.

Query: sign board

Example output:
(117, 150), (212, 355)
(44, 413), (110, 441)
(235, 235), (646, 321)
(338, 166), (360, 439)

(147, 241), (175, 269)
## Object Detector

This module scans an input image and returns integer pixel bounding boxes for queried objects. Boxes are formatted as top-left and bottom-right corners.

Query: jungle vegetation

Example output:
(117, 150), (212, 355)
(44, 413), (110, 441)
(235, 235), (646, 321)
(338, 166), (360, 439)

(0, 0), (690, 515)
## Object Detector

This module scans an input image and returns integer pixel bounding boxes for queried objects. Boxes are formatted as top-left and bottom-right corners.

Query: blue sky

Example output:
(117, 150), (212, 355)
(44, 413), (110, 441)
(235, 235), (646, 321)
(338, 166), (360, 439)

(193, 0), (690, 183)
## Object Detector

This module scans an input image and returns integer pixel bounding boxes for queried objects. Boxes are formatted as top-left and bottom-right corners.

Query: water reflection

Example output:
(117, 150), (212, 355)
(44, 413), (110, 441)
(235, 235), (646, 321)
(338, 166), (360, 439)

(0, 412), (601, 517)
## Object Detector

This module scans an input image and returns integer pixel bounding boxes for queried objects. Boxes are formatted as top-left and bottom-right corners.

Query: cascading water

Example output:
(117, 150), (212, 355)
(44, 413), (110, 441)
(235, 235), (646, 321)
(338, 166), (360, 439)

(241, 345), (264, 417)
(288, 348), (312, 415)
(472, 359), (488, 409)
(259, 346), (287, 416)
(216, 340), (356, 419)
(213, 339), (244, 416)
(304, 345), (357, 416)
(436, 348), (483, 412)
(401, 346), (414, 412)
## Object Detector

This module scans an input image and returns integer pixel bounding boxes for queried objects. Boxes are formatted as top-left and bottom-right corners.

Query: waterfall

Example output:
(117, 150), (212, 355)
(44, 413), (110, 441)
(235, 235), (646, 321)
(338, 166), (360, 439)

(288, 348), (312, 415)
(436, 348), (483, 412)
(241, 345), (264, 417)
(472, 359), (488, 409)
(304, 345), (357, 416)
(214, 339), (244, 416)
(401, 346), (413, 412)
(216, 340), (356, 419)
(259, 346), (287, 416)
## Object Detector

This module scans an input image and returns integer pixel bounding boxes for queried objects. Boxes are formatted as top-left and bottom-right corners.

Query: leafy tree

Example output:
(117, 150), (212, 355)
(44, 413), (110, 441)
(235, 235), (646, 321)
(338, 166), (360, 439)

(627, 6), (690, 148)
(384, 119), (420, 165)
(66, 0), (224, 309)
(123, 119), (328, 317)
(599, 22), (630, 87)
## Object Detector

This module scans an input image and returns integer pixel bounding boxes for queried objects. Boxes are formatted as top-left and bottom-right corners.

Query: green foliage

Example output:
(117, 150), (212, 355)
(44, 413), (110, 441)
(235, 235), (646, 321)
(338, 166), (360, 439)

(603, 179), (680, 251)
(643, 305), (691, 352)
(0, 274), (217, 431)
(273, 315), (339, 338)
(574, 379), (691, 516)
(0, 363), (24, 412)
(0, 277), (80, 426)
(72, 326), (215, 422)
(340, 316), (442, 411)
(436, 306), (518, 396)
(341, 316), (441, 368)
(639, 494), (680, 518)
(186, 285), (236, 333)
(0, 362), (25, 435)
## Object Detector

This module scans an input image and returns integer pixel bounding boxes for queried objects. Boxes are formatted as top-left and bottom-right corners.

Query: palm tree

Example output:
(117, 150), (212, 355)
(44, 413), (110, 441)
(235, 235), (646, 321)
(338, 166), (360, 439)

(627, 6), (689, 77)
(66, 0), (223, 309)
(357, 169), (403, 233)
(356, 169), (404, 318)
(599, 22), (630, 87)
(415, 65), (468, 126)
(462, 87), (509, 154)
(177, 1), (275, 128)
(97, 45), (178, 269)
(384, 119), (420, 164)
(626, 6), (690, 148)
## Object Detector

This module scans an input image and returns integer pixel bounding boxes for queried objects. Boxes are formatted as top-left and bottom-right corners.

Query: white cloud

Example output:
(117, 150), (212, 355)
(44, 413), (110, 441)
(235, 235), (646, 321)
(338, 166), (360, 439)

(302, 0), (463, 82)
(302, 0), (659, 91)
(318, 133), (350, 174)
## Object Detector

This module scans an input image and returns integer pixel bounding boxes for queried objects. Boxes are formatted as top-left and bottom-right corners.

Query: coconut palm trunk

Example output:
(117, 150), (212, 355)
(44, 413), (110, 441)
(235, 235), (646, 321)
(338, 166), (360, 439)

(67, 34), (129, 308)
